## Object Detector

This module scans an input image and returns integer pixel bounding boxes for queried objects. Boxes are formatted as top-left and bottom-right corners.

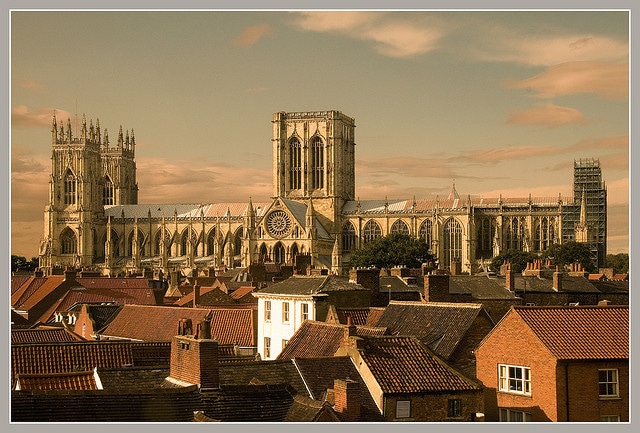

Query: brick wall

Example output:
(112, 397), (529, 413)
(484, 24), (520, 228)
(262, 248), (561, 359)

(383, 391), (484, 422)
(169, 335), (219, 389)
(423, 274), (450, 302)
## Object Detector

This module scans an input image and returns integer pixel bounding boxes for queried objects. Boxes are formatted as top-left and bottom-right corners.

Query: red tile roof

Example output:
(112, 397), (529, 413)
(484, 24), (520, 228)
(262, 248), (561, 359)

(15, 370), (99, 391)
(99, 305), (256, 346)
(77, 277), (151, 289)
(11, 276), (66, 310)
(38, 287), (158, 323)
(358, 336), (481, 394)
(230, 286), (256, 300)
(11, 327), (85, 344)
(334, 308), (370, 326)
(511, 305), (628, 360)
(11, 275), (32, 295)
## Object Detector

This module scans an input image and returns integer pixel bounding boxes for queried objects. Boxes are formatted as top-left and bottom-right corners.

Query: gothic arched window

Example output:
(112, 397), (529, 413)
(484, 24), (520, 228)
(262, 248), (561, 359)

(64, 170), (77, 206)
(103, 176), (114, 206)
(61, 228), (77, 254)
(273, 242), (286, 264)
(207, 228), (216, 256)
(289, 137), (302, 190)
(419, 219), (433, 251)
(391, 219), (410, 235)
(443, 218), (462, 268)
(363, 220), (382, 244)
(342, 221), (357, 252)
(311, 135), (325, 190)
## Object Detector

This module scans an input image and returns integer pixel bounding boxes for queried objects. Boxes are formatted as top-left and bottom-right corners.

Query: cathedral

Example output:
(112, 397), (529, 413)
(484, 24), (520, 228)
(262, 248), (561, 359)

(38, 110), (607, 277)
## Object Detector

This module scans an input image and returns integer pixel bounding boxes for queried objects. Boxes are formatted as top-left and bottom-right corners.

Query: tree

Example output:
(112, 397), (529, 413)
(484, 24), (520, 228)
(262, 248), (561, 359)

(606, 253), (629, 274)
(490, 250), (540, 274)
(11, 255), (38, 273)
(543, 241), (595, 273)
(349, 233), (434, 270)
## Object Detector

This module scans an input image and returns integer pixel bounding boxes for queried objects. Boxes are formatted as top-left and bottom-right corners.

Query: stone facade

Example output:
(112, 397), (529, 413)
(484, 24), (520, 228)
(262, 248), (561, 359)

(39, 110), (605, 277)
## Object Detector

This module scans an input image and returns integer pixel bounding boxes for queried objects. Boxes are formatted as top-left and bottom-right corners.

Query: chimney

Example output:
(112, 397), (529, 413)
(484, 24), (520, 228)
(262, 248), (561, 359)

(424, 273), (450, 302)
(193, 285), (201, 308)
(343, 317), (357, 340)
(450, 258), (462, 276)
(64, 270), (77, 282)
(333, 379), (361, 422)
(349, 268), (380, 296)
(553, 266), (562, 291)
(169, 334), (219, 389)
(506, 263), (515, 291)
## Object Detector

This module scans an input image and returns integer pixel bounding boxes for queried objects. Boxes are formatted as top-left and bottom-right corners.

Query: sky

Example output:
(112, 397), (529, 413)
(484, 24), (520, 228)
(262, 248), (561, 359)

(8, 7), (631, 260)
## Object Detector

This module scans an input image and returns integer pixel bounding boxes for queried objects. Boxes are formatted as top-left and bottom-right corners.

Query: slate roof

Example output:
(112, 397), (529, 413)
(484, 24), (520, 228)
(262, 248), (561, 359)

(371, 301), (488, 360)
(510, 305), (629, 360)
(199, 384), (296, 422)
(11, 327), (85, 344)
(99, 304), (256, 346)
(218, 359), (303, 391)
(358, 336), (482, 394)
(68, 303), (124, 331)
(15, 370), (98, 391)
(11, 387), (202, 422)
(97, 366), (171, 391)
(589, 280), (629, 295)
(447, 275), (518, 299)
(255, 275), (369, 296)
(277, 321), (387, 360)
(285, 394), (339, 422)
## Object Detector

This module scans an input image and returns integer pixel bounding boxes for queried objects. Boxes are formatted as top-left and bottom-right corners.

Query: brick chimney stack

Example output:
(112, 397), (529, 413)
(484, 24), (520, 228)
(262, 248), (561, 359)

(553, 266), (562, 291)
(349, 268), (380, 297)
(170, 321), (219, 389)
(424, 273), (450, 302)
(333, 379), (361, 422)
(193, 285), (200, 308)
(506, 262), (515, 291)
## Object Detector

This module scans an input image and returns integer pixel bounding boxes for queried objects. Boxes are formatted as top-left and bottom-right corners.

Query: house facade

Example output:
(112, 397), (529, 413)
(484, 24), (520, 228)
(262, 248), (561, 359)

(252, 274), (371, 360)
(474, 305), (629, 422)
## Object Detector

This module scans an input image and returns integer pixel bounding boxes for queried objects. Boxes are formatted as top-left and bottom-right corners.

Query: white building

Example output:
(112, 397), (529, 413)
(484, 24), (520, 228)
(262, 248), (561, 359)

(253, 274), (371, 360)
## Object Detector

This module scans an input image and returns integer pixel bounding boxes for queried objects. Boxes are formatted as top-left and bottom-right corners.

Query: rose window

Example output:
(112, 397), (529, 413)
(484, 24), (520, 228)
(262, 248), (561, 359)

(266, 210), (292, 238)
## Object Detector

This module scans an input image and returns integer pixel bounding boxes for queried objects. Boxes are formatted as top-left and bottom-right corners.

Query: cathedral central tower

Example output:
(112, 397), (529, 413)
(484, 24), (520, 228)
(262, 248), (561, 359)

(272, 111), (355, 202)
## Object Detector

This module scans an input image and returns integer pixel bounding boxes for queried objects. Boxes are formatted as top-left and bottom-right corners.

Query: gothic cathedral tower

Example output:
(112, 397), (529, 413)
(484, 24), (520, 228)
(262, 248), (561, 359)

(271, 110), (356, 235)
(39, 113), (137, 272)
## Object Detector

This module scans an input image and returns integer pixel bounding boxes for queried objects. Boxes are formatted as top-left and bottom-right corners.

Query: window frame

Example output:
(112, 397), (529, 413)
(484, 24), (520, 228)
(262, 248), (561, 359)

(282, 301), (290, 323)
(599, 369), (619, 398)
(301, 303), (309, 321)
(264, 300), (271, 322)
(264, 337), (271, 359)
(447, 398), (462, 418)
(498, 364), (531, 396)
(395, 400), (411, 419)
(499, 408), (532, 422)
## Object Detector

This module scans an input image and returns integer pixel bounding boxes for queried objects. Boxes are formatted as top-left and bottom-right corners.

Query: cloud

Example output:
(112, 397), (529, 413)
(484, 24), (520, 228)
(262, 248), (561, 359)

(137, 156), (272, 204)
(506, 103), (586, 127)
(12, 105), (73, 128)
(506, 61), (628, 100)
(232, 24), (272, 47)
(292, 11), (443, 58)
(471, 30), (628, 66)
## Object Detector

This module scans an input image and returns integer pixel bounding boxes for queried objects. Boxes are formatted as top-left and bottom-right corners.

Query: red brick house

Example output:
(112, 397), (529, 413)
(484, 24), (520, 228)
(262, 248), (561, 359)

(474, 305), (628, 422)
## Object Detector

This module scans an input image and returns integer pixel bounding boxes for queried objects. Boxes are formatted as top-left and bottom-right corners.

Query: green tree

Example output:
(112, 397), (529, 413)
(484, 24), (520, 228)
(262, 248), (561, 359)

(11, 255), (38, 273)
(490, 250), (540, 273)
(349, 233), (434, 269)
(543, 241), (595, 273)
(606, 253), (629, 274)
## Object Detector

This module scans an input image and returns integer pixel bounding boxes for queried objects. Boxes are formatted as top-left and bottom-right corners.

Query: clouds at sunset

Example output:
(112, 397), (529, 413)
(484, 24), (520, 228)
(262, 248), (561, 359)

(232, 24), (272, 47)
(292, 11), (443, 58)
(506, 103), (585, 127)
(506, 61), (628, 100)
(12, 105), (72, 128)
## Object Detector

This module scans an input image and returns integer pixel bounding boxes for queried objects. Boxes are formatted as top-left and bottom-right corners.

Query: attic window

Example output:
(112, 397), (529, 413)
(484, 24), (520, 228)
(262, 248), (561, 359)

(181, 342), (190, 350)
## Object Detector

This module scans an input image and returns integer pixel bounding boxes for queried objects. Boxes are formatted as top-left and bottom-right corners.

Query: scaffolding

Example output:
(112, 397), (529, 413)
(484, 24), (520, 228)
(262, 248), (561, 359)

(565, 158), (607, 268)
